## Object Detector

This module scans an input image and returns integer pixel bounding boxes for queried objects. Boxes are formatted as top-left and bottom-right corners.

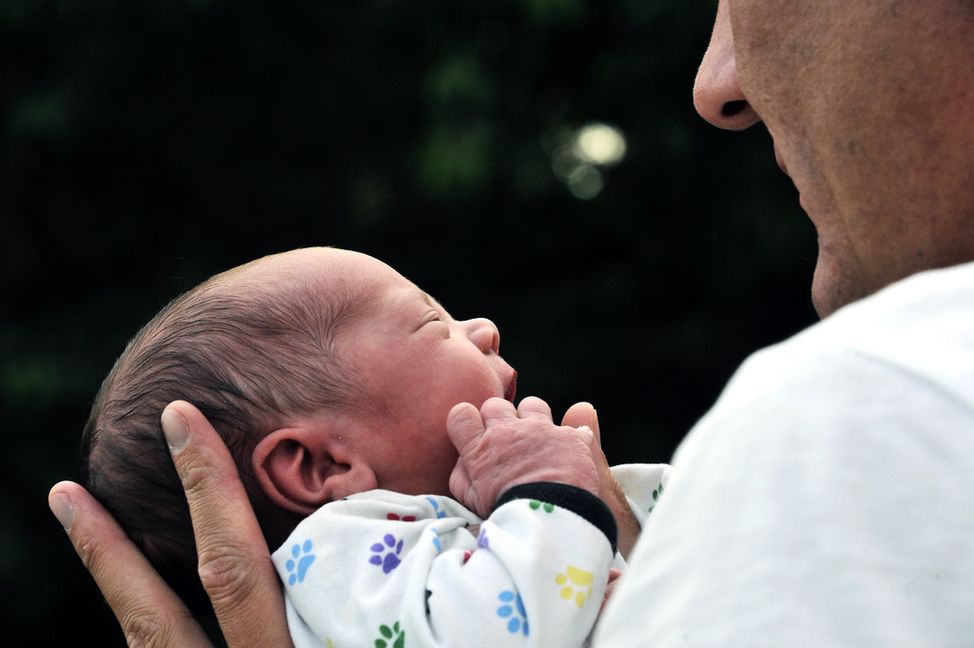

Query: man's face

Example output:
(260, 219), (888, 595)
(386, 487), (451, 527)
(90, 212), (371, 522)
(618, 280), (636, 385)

(694, 0), (974, 316)
(334, 251), (517, 497)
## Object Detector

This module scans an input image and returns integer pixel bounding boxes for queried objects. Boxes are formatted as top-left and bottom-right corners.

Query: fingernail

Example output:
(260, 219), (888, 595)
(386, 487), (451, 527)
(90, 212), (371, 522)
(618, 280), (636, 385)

(161, 405), (189, 453)
(50, 492), (74, 531)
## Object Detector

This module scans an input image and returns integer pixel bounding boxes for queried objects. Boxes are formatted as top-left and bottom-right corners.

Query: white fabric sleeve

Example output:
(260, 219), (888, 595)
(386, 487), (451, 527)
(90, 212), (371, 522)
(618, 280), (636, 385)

(610, 463), (670, 528)
(595, 347), (974, 647)
(273, 488), (615, 648)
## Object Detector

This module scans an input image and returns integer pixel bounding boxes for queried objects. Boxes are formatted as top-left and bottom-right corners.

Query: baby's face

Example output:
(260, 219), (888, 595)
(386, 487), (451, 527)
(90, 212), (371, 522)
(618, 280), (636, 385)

(330, 250), (518, 496)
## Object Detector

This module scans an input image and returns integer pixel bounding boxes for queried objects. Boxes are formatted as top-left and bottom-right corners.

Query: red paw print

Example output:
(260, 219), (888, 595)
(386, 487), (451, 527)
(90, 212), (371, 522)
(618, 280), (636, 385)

(386, 513), (417, 522)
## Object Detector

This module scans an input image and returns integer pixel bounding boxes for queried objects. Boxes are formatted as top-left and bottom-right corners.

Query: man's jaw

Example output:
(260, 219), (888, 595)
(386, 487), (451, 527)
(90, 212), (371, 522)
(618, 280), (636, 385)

(774, 146), (790, 179)
(774, 144), (817, 222)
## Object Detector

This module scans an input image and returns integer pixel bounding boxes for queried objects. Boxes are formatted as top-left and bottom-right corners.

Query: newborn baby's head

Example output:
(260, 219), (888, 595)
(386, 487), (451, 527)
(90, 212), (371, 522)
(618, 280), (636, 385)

(82, 247), (516, 613)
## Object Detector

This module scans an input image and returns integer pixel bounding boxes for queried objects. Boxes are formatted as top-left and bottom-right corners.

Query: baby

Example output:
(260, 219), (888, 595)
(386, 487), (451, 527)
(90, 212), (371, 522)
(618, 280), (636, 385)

(83, 247), (667, 647)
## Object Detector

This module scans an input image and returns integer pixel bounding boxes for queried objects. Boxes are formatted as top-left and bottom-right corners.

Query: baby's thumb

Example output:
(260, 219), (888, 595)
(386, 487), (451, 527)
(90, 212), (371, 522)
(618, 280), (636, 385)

(562, 402), (600, 442)
(449, 459), (475, 514)
(447, 402), (486, 456)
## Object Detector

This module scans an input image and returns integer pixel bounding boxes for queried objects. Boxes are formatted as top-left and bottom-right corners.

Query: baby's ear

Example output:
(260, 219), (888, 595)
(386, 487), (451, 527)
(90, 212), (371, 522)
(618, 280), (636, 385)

(252, 426), (377, 514)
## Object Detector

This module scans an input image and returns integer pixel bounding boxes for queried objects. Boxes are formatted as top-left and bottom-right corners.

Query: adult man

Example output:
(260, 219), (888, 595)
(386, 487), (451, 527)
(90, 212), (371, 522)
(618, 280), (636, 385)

(594, 1), (974, 644)
(693, 0), (974, 318)
(49, 1), (974, 645)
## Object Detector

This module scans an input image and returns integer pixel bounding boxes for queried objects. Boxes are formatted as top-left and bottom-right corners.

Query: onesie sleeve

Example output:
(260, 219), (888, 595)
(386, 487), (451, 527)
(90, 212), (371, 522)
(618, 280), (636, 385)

(610, 463), (671, 528)
(272, 486), (616, 648)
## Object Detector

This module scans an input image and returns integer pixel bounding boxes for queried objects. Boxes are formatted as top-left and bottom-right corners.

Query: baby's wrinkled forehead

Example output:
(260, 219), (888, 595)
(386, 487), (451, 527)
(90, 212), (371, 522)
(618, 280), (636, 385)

(218, 248), (442, 337)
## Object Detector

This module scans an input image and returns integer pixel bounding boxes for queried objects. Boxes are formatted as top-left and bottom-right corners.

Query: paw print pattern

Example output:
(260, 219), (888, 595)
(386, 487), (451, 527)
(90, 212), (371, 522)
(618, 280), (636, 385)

(529, 500), (554, 513)
(425, 496), (447, 518)
(477, 529), (490, 550)
(369, 534), (404, 574)
(285, 539), (316, 586)
(387, 513), (417, 522)
(496, 590), (530, 636)
(555, 565), (594, 608)
(429, 527), (442, 552)
(375, 621), (405, 648)
(648, 481), (665, 515)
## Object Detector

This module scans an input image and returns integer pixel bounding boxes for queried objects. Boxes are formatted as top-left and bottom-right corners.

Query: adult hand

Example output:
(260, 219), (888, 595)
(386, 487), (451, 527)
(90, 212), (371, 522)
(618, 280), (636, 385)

(447, 396), (601, 518)
(561, 402), (641, 560)
(48, 400), (293, 648)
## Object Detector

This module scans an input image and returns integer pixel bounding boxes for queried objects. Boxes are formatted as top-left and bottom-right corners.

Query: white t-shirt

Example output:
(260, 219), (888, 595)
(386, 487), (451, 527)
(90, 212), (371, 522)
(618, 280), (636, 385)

(595, 262), (974, 646)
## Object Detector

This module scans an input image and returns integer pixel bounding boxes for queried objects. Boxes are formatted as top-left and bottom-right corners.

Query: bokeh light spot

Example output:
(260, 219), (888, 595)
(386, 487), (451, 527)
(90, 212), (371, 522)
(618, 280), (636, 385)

(573, 122), (627, 166)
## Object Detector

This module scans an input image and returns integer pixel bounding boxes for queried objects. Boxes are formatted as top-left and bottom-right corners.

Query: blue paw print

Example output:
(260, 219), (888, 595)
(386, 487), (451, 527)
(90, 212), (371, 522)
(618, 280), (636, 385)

(426, 496), (447, 519)
(285, 539), (316, 586)
(477, 529), (490, 550)
(497, 590), (529, 636)
(369, 533), (404, 574)
(429, 527), (442, 553)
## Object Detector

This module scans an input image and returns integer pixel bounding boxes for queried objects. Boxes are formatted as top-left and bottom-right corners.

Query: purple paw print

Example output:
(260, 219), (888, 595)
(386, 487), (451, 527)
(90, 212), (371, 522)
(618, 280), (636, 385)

(477, 529), (490, 550)
(370, 533), (404, 574)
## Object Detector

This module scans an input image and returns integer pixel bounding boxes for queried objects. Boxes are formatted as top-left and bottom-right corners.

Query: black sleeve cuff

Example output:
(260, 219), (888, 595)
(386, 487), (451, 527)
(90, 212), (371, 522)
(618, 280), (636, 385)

(493, 482), (618, 553)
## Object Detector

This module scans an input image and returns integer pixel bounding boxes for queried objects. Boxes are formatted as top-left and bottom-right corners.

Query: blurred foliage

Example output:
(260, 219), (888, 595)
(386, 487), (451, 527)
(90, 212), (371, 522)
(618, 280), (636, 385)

(2, 0), (817, 644)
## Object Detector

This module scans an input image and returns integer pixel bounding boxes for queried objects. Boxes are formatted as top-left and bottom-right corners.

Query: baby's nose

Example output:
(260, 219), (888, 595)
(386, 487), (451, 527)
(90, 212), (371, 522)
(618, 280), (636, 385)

(464, 318), (500, 354)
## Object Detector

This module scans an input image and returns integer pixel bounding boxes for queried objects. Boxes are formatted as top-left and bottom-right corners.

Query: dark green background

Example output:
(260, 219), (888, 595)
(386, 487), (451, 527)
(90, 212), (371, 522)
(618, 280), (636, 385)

(3, 1), (816, 644)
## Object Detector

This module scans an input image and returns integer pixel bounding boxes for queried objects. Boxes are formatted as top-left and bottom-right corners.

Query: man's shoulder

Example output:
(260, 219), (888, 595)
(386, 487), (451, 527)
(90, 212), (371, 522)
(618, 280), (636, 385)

(806, 259), (974, 349)
(738, 260), (974, 399)
(676, 262), (974, 463)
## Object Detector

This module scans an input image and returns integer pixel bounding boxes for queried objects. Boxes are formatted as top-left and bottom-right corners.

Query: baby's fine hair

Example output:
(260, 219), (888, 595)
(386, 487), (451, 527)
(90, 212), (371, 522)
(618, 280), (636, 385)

(82, 261), (368, 615)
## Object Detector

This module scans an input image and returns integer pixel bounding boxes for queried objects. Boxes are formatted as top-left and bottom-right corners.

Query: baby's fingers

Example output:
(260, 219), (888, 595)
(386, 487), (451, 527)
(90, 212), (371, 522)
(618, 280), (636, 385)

(516, 396), (554, 421)
(479, 396), (519, 427)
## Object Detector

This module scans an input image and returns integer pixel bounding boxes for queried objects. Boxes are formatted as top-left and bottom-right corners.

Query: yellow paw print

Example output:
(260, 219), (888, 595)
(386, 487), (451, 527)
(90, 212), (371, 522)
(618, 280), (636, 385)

(555, 565), (594, 608)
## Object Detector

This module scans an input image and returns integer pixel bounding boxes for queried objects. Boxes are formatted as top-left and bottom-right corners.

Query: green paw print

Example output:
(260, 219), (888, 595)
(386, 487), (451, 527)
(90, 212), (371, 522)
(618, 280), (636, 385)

(375, 621), (405, 648)
(648, 481), (665, 514)
(529, 500), (554, 513)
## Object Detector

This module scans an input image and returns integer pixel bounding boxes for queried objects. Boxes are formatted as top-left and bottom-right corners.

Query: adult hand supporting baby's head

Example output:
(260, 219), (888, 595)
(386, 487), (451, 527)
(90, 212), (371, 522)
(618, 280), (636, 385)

(48, 400), (293, 648)
(447, 396), (601, 519)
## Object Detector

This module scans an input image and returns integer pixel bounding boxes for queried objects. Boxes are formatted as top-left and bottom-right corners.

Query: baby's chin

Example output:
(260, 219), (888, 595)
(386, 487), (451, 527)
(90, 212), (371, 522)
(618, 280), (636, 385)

(425, 474), (455, 498)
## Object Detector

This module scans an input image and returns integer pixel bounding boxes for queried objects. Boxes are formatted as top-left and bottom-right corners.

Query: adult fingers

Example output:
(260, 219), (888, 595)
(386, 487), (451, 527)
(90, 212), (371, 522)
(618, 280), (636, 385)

(162, 401), (293, 648)
(516, 396), (553, 421)
(447, 402), (487, 456)
(48, 481), (213, 648)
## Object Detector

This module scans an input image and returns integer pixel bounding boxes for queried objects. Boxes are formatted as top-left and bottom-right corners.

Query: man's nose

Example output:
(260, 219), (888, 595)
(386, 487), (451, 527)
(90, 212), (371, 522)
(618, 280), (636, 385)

(463, 318), (500, 355)
(692, 0), (760, 131)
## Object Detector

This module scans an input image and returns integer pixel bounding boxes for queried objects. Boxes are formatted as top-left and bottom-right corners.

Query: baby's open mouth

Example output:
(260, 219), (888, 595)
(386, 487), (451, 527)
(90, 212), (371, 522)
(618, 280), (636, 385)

(504, 372), (518, 403)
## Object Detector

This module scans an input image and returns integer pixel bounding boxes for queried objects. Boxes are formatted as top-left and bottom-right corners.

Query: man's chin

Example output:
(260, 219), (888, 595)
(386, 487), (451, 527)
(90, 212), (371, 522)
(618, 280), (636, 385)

(810, 256), (871, 319)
